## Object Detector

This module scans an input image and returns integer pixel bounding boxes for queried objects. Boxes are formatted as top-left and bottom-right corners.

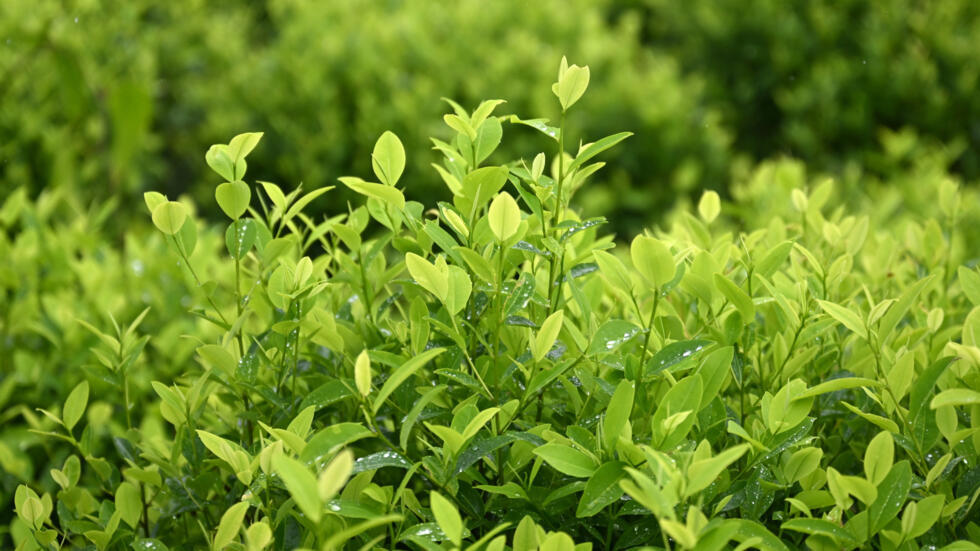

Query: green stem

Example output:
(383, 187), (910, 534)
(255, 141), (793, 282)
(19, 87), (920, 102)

(170, 235), (229, 325)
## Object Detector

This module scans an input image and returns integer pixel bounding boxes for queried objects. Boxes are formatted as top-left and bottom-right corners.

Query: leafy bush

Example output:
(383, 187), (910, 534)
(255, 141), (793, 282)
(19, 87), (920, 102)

(634, 0), (980, 178)
(0, 0), (729, 233)
(7, 59), (980, 551)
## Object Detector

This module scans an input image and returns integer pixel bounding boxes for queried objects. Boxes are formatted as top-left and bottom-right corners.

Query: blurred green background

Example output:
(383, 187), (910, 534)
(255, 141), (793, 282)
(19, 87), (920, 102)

(2, 0), (978, 231)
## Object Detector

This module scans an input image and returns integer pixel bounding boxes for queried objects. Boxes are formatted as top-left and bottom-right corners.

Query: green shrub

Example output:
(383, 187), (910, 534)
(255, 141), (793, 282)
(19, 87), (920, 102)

(0, 0), (729, 234)
(634, 0), (980, 179)
(6, 59), (980, 550)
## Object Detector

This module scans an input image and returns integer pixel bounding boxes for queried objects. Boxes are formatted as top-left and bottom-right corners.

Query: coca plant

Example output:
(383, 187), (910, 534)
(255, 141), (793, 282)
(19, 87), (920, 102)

(13, 58), (980, 550)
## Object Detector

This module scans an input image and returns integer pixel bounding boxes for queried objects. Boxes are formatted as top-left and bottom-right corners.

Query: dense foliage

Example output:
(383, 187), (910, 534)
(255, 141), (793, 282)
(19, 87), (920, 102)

(4, 59), (980, 550)
(7, 0), (980, 233)
(0, 0), (729, 232)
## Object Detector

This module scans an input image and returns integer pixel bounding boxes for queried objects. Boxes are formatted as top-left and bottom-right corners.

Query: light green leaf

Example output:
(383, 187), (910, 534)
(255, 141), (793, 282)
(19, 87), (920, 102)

(931, 388), (980, 408)
(903, 494), (944, 539)
(555, 61), (590, 111)
(405, 253), (448, 301)
(371, 131), (405, 186)
(152, 201), (188, 235)
(205, 144), (235, 182)
(213, 501), (250, 550)
(780, 518), (858, 546)
(227, 132), (263, 161)
(532, 310), (564, 363)
(301, 423), (372, 464)
(488, 192), (521, 242)
(372, 348), (446, 414)
(593, 250), (632, 293)
(816, 299), (867, 339)
(783, 448), (823, 484)
(533, 443), (598, 478)
(685, 444), (749, 497)
(63, 381), (89, 432)
(273, 454), (321, 523)
(714, 273), (755, 322)
(631, 235), (675, 288)
(565, 132), (633, 173)
(318, 449), (354, 503)
(958, 267), (980, 306)
(354, 350), (371, 397)
(430, 491), (463, 547)
(115, 482), (141, 529)
(602, 380), (634, 453)
(698, 190), (721, 223)
(339, 177), (405, 210)
(445, 265), (472, 316)
(796, 377), (882, 399)
(864, 431), (894, 485)
(460, 408), (500, 442)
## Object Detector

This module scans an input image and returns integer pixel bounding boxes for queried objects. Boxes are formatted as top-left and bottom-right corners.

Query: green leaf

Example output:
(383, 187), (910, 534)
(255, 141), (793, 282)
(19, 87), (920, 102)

(554, 60), (590, 111)
(225, 219), (257, 259)
(780, 518), (858, 546)
(868, 461), (911, 534)
(631, 235), (675, 288)
(930, 388), (980, 408)
(532, 310), (564, 363)
(372, 131), (406, 186)
(227, 132), (263, 163)
(301, 423), (373, 464)
(372, 348), (446, 414)
(589, 320), (642, 355)
(460, 166), (509, 213)
(602, 380), (634, 453)
(151, 201), (188, 235)
(783, 448), (823, 484)
(728, 519), (789, 551)
(714, 273), (755, 322)
(339, 177), (406, 210)
(406, 253), (448, 301)
(215, 180), (252, 220)
(576, 461), (626, 518)
(796, 377), (882, 399)
(445, 265), (472, 316)
(903, 494), (944, 539)
(566, 132), (633, 173)
(205, 144), (235, 182)
(488, 192), (521, 242)
(698, 190), (721, 223)
(114, 481), (141, 529)
(213, 501), (250, 550)
(318, 449), (354, 502)
(756, 241), (794, 277)
(645, 340), (712, 379)
(354, 350), (372, 397)
(283, 186), (332, 223)
(816, 299), (867, 339)
(455, 246), (495, 285)
(864, 431), (894, 486)
(460, 408), (500, 442)
(430, 492), (463, 547)
(958, 266), (980, 306)
(272, 454), (321, 523)
(533, 443), (598, 478)
(353, 450), (412, 474)
(593, 250), (632, 292)
(63, 381), (89, 432)
(301, 380), (355, 411)
(685, 444), (749, 497)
